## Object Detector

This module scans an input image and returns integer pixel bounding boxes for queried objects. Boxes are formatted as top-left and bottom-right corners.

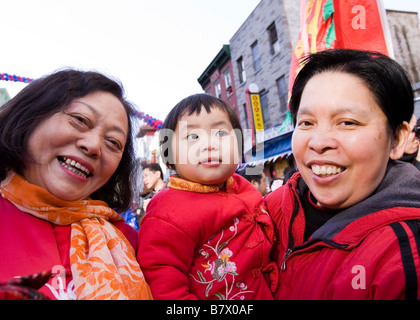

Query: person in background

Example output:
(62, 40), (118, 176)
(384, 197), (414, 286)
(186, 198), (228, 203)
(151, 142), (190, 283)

(238, 165), (270, 196)
(0, 69), (152, 300)
(400, 114), (420, 170)
(140, 163), (166, 215)
(265, 49), (420, 300)
(400, 114), (419, 162)
(138, 94), (276, 300)
(120, 163), (166, 230)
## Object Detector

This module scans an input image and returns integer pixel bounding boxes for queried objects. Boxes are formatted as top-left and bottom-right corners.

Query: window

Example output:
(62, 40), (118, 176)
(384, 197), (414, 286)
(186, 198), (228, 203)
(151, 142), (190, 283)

(223, 67), (233, 97)
(237, 56), (246, 84)
(251, 41), (262, 71)
(260, 90), (270, 123)
(214, 79), (222, 98)
(267, 22), (280, 55)
(276, 76), (288, 115)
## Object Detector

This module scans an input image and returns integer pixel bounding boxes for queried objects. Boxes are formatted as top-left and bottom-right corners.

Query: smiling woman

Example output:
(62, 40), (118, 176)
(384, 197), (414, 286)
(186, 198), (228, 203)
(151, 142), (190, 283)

(265, 49), (420, 300)
(0, 69), (152, 300)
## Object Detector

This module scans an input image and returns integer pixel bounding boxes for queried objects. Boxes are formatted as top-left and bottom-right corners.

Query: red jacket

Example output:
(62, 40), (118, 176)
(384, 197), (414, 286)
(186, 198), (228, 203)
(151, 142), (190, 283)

(0, 196), (138, 300)
(265, 161), (420, 300)
(138, 174), (276, 300)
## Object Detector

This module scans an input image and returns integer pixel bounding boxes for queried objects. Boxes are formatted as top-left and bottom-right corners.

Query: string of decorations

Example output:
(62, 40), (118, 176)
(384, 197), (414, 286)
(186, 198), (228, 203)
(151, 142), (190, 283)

(137, 111), (163, 130)
(0, 73), (34, 83)
(1, 72), (162, 129)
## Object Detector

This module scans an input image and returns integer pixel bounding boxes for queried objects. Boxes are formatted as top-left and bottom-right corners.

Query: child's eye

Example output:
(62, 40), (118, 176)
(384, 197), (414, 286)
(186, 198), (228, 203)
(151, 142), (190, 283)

(215, 130), (228, 137)
(187, 133), (199, 141)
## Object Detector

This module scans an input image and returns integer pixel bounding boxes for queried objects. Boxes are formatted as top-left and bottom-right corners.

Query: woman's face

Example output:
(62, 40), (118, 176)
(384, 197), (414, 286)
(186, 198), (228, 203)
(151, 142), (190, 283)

(24, 91), (128, 201)
(292, 71), (408, 209)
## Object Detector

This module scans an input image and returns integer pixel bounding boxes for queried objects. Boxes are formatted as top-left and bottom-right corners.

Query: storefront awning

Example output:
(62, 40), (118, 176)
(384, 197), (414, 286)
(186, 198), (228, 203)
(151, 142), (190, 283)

(245, 131), (292, 165)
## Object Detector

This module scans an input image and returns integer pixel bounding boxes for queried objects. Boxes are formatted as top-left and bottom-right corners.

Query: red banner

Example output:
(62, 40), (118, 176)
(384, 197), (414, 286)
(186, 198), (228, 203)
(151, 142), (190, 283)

(287, 0), (335, 106)
(333, 0), (391, 55)
(287, 0), (393, 110)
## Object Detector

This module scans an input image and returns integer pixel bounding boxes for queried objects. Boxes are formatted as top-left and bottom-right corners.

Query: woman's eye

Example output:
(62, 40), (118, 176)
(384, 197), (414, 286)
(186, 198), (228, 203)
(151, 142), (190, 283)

(66, 112), (90, 129)
(297, 120), (313, 127)
(339, 120), (359, 127)
(74, 115), (88, 124)
(187, 133), (199, 141)
(107, 139), (123, 151)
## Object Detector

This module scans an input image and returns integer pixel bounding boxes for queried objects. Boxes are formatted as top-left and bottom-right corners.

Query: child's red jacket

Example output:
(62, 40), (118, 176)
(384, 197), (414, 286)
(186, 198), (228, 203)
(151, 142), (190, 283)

(138, 173), (277, 300)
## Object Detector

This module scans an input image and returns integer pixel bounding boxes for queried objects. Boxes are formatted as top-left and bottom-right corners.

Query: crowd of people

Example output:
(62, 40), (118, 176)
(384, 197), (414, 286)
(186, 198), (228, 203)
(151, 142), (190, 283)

(1, 49), (420, 300)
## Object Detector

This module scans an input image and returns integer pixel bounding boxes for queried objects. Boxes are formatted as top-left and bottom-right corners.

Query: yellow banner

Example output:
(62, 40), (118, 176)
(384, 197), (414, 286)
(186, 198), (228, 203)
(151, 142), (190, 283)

(250, 94), (264, 131)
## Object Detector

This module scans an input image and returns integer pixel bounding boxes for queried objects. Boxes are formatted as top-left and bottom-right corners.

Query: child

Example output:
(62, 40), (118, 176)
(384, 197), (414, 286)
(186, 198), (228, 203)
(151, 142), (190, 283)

(137, 94), (277, 300)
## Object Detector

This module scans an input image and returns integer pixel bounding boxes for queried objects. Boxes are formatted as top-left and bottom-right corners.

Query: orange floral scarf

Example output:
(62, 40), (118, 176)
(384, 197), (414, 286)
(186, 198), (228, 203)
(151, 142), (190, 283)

(0, 171), (152, 300)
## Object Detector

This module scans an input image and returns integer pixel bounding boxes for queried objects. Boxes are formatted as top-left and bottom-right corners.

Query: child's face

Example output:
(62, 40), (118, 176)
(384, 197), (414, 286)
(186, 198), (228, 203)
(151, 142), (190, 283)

(171, 107), (239, 187)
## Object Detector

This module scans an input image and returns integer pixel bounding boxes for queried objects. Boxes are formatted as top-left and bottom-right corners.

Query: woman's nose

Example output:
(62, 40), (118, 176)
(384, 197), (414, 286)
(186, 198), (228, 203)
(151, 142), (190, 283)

(307, 127), (338, 154)
(77, 134), (102, 158)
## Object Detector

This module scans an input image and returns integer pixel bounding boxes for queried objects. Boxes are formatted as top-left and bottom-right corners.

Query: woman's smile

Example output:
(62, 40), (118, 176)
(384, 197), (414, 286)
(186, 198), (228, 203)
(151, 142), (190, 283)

(58, 156), (93, 180)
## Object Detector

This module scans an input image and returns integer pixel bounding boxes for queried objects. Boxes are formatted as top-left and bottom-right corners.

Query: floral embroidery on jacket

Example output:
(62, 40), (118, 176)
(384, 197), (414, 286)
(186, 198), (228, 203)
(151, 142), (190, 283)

(189, 218), (254, 300)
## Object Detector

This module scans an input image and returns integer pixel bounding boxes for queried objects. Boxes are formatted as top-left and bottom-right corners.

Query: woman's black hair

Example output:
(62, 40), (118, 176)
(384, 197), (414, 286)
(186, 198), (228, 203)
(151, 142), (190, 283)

(0, 69), (137, 212)
(159, 93), (243, 169)
(289, 49), (414, 139)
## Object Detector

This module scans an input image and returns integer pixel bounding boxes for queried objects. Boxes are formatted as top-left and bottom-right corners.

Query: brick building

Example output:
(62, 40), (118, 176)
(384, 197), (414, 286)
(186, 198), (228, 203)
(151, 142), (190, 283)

(197, 45), (239, 116)
(227, 0), (300, 175)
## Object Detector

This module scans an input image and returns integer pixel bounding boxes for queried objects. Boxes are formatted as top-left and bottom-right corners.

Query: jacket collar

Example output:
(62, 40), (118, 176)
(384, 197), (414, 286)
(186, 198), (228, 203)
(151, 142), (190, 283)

(168, 175), (236, 193)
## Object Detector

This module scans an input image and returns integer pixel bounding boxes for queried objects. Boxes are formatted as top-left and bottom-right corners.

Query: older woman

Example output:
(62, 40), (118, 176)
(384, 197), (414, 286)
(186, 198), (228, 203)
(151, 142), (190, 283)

(265, 49), (420, 300)
(0, 69), (152, 300)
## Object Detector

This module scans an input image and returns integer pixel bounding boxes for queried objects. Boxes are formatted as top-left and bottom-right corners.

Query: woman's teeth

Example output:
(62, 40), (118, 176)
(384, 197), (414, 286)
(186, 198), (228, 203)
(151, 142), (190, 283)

(59, 157), (91, 178)
(311, 165), (343, 176)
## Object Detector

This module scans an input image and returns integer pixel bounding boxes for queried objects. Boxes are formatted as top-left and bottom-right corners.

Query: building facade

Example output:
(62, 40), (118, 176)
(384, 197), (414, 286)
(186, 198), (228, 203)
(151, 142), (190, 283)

(230, 0), (298, 135)
(386, 9), (420, 119)
(228, 0), (299, 169)
(197, 45), (239, 117)
(0, 88), (10, 107)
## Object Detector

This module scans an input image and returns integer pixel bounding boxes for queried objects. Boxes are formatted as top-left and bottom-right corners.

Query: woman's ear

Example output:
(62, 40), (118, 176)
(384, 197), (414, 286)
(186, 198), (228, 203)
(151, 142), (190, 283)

(389, 121), (411, 160)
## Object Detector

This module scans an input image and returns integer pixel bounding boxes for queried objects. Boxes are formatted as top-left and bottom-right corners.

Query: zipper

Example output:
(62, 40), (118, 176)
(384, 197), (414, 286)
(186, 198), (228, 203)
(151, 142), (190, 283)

(281, 185), (301, 272)
(280, 183), (348, 271)
(281, 248), (293, 271)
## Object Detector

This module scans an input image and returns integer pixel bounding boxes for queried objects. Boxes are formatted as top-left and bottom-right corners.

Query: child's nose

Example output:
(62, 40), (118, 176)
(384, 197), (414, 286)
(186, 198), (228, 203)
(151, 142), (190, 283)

(202, 138), (218, 151)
